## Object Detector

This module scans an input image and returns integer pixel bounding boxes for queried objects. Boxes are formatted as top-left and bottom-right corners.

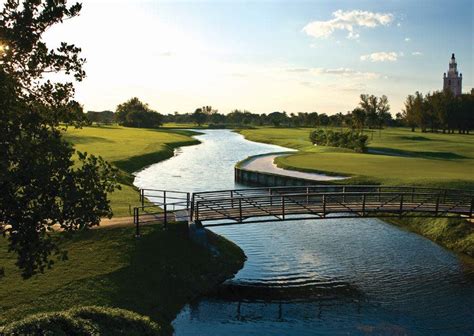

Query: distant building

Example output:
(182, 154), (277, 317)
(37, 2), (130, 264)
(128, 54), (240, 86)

(443, 53), (462, 96)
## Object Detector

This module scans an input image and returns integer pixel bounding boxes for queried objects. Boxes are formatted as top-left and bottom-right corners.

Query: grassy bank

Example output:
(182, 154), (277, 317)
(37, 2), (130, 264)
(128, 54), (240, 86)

(239, 127), (474, 255)
(240, 127), (474, 188)
(63, 125), (201, 216)
(0, 223), (245, 334)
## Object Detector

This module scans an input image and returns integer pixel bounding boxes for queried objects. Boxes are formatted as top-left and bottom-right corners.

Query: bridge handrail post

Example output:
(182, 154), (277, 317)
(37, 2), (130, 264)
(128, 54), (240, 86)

(435, 194), (440, 216)
(362, 194), (366, 217)
(322, 195), (326, 218)
(399, 195), (404, 218)
(306, 187), (309, 205)
(140, 189), (145, 208)
(163, 203), (168, 229)
(134, 207), (140, 237)
(378, 187), (381, 202)
(412, 187), (415, 202)
(239, 198), (243, 222)
(282, 196), (285, 220)
(443, 189), (447, 203)
(195, 201), (199, 221)
(342, 186), (346, 203)
(186, 192), (190, 210)
(269, 189), (273, 206)
(231, 190), (234, 208)
(189, 194), (195, 221)
(470, 197), (473, 218)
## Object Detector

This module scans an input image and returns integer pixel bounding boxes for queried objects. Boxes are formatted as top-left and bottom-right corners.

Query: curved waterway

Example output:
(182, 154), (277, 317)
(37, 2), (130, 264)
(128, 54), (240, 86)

(134, 130), (474, 335)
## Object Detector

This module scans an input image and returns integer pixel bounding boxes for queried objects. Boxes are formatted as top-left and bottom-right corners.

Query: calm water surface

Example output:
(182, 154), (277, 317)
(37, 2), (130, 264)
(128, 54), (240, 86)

(134, 130), (474, 336)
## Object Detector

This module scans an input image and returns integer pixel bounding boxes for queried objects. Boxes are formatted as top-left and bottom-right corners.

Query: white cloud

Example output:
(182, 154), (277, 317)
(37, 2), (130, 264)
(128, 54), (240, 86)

(286, 66), (380, 79)
(404, 37), (411, 42)
(302, 9), (393, 40)
(412, 51), (423, 56)
(360, 51), (399, 62)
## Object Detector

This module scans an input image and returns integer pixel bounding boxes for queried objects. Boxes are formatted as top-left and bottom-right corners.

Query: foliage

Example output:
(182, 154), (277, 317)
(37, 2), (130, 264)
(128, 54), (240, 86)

(85, 110), (115, 125)
(0, 306), (162, 336)
(116, 97), (163, 128)
(0, 1), (119, 278)
(310, 129), (369, 153)
(401, 90), (474, 133)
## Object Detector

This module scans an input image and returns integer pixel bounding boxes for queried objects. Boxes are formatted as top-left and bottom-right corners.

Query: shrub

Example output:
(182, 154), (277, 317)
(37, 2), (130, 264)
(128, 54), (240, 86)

(0, 306), (162, 336)
(309, 129), (369, 153)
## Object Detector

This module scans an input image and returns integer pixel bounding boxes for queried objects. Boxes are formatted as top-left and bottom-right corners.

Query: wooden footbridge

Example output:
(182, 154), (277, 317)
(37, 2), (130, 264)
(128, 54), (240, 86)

(133, 185), (473, 233)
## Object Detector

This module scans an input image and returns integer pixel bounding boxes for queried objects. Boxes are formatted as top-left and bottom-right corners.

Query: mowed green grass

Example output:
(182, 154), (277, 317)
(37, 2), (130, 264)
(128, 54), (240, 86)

(0, 223), (245, 333)
(240, 127), (474, 188)
(63, 125), (200, 216)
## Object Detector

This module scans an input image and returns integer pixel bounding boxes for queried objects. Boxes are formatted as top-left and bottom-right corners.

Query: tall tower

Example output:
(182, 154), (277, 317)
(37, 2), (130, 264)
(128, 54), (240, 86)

(443, 53), (462, 96)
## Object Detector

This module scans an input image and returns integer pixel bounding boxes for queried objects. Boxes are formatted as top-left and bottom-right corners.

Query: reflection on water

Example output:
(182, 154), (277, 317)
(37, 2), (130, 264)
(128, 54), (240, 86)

(134, 130), (474, 336)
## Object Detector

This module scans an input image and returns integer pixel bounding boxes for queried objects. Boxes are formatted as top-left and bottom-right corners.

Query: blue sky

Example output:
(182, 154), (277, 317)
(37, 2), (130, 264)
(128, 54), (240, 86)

(44, 0), (473, 115)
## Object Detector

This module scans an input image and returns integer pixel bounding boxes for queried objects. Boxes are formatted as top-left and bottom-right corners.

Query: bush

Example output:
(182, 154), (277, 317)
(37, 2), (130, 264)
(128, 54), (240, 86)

(0, 306), (162, 336)
(309, 129), (368, 153)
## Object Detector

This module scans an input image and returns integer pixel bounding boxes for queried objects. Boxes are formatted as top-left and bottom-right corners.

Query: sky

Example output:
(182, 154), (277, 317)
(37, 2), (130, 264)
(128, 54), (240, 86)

(42, 0), (473, 115)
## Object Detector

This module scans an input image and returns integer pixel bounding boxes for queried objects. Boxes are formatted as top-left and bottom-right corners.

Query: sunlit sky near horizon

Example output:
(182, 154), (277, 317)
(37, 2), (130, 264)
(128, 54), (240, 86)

(42, 0), (473, 115)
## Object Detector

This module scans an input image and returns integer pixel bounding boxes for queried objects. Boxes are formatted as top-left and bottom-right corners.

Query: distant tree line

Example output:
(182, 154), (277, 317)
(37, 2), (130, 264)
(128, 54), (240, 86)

(162, 94), (395, 129)
(85, 110), (114, 125)
(400, 90), (474, 134)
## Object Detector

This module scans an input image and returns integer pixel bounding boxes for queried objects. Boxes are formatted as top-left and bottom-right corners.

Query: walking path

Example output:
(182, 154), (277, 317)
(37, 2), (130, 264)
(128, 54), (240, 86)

(240, 153), (347, 181)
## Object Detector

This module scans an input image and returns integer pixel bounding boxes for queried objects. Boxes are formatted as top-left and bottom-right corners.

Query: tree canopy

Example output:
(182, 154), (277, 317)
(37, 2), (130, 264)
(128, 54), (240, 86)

(116, 97), (163, 128)
(0, 0), (119, 278)
(402, 90), (473, 133)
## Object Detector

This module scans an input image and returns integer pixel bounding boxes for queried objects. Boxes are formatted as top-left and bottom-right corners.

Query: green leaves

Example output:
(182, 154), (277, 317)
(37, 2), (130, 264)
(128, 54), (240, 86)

(0, 2), (119, 278)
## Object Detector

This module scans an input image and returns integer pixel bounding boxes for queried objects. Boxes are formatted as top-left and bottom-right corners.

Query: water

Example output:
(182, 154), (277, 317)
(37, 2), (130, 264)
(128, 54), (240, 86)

(134, 130), (474, 335)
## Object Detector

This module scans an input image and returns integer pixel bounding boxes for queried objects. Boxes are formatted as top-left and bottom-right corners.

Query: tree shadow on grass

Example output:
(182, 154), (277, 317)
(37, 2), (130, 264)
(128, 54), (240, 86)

(397, 136), (432, 141)
(100, 223), (244, 334)
(368, 147), (468, 160)
(65, 135), (114, 145)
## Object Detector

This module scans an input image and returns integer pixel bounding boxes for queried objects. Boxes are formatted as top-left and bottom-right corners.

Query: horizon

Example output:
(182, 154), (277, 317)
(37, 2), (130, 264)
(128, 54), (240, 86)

(41, 0), (473, 115)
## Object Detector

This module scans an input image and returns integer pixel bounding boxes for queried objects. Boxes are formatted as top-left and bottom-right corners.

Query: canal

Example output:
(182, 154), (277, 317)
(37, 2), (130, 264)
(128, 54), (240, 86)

(134, 129), (474, 336)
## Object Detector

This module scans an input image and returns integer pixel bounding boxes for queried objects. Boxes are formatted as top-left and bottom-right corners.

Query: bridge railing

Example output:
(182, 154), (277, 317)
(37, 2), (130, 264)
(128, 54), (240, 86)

(133, 188), (191, 236)
(192, 185), (472, 205)
(192, 189), (473, 225)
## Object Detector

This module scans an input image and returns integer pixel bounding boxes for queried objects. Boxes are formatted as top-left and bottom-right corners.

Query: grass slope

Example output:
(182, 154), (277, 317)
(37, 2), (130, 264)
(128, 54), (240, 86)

(63, 125), (201, 216)
(0, 223), (245, 334)
(239, 127), (474, 255)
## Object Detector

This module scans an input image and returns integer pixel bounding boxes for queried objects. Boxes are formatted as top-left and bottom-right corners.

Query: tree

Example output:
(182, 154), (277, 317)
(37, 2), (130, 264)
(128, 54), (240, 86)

(0, 1), (119, 278)
(351, 108), (366, 132)
(376, 95), (391, 129)
(192, 107), (207, 126)
(116, 97), (163, 128)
